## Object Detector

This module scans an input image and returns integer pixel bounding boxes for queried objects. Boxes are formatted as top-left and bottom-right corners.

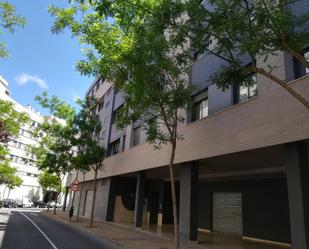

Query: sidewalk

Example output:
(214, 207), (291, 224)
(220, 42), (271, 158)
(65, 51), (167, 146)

(43, 211), (201, 249)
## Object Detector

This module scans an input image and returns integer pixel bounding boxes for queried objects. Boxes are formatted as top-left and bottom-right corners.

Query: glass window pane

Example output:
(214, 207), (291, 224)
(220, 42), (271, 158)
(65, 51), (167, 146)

(239, 85), (249, 102)
(305, 51), (309, 74)
(199, 99), (208, 119)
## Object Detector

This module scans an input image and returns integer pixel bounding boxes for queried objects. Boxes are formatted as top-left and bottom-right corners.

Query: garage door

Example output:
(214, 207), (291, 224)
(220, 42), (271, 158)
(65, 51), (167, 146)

(213, 192), (242, 236)
(83, 190), (94, 217)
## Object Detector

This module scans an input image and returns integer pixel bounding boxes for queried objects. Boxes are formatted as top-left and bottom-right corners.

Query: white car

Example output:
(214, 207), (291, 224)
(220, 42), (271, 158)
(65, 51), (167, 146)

(23, 203), (32, 208)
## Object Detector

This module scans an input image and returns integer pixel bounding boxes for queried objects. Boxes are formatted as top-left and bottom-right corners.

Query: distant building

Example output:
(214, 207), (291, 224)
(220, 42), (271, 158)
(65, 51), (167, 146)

(0, 76), (43, 206)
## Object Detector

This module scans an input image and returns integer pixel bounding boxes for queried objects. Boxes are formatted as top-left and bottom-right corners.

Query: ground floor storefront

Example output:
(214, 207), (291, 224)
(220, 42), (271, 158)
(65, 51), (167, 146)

(67, 141), (309, 249)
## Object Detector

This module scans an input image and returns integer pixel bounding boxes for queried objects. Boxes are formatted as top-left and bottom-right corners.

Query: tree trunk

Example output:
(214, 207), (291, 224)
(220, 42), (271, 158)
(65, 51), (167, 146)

(54, 178), (62, 215)
(89, 168), (98, 227)
(251, 66), (309, 109)
(282, 42), (309, 69)
(53, 192), (59, 215)
(2, 186), (7, 200)
(6, 188), (10, 200)
(168, 139), (179, 249)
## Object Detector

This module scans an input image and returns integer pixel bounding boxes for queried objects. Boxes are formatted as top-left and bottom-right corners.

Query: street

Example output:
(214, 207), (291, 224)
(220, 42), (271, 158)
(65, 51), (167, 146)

(0, 209), (121, 249)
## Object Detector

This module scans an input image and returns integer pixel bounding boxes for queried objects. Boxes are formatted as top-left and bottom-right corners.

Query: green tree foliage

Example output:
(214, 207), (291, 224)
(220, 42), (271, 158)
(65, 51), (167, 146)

(38, 170), (61, 211)
(0, 99), (27, 199)
(33, 93), (105, 225)
(72, 97), (105, 227)
(32, 93), (76, 214)
(7, 174), (22, 190)
(38, 170), (61, 193)
(0, 1), (26, 57)
(194, 0), (309, 108)
(48, 1), (199, 246)
(0, 160), (23, 199)
(0, 99), (29, 148)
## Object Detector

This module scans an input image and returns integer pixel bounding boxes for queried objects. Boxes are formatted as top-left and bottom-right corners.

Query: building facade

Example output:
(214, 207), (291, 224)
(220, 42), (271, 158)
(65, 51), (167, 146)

(0, 76), (43, 206)
(68, 1), (309, 248)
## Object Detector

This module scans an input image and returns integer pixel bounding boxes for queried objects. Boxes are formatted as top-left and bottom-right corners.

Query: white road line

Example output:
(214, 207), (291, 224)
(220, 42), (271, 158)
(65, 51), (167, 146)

(19, 212), (58, 249)
(30, 213), (38, 216)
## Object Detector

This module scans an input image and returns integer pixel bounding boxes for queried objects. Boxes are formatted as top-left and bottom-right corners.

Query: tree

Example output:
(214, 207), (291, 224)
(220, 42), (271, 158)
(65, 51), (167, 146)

(6, 174), (22, 199)
(48, 1), (198, 246)
(32, 93), (76, 214)
(0, 1), (26, 58)
(72, 97), (106, 227)
(38, 170), (61, 212)
(0, 99), (27, 200)
(0, 99), (29, 154)
(0, 159), (22, 199)
(192, 0), (309, 109)
(33, 93), (105, 226)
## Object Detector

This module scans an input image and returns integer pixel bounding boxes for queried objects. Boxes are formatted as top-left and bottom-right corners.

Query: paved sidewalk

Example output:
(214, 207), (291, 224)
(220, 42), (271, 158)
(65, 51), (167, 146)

(43, 210), (201, 249)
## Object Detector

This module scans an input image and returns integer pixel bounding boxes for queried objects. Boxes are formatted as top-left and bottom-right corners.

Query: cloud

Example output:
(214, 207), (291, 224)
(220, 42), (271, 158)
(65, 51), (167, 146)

(14, 73), (48, 89)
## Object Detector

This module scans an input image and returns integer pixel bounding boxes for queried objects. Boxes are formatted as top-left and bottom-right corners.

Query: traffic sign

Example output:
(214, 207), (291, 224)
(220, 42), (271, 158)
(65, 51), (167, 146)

(71, 178), (79, 191)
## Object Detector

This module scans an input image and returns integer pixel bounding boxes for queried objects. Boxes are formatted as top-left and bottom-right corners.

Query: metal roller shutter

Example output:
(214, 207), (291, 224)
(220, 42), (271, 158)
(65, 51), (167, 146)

(213, 192), (243, 236)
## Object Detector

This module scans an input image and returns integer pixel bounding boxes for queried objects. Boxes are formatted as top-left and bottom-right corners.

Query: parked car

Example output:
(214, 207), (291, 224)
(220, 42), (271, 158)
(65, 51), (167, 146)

(23, 202), (32, 208)
(0, 199), (18, 208)
(33, 200), (47, 208)
(47, 201), (60, 208)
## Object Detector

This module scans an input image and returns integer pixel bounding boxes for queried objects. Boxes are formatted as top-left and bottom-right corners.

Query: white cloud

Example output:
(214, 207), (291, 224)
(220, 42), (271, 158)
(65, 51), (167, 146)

(14, 73), (48, 89)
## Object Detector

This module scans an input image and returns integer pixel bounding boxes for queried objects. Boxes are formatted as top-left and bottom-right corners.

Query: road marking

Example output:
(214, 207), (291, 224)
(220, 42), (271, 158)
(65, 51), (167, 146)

(30, 213), (38, 216)
(19, 212), (58, 249)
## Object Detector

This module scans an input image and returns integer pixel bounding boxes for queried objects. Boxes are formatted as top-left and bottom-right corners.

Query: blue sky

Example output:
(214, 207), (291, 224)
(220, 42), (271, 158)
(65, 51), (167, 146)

(0, 0), (94, 114)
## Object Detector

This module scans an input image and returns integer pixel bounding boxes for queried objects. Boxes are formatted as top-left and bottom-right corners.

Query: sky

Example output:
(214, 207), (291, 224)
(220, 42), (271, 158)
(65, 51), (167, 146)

(0, 0), (95, 114)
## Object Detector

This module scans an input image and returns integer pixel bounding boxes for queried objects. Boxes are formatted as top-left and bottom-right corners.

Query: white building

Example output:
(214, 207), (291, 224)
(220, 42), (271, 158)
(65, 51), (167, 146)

(0, 76), (43, 206)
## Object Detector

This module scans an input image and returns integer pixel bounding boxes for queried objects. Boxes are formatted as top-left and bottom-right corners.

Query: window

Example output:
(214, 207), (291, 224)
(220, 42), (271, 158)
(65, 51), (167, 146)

(101, 130), (106, 140)
(27, 172), (31, 176)
(305, 51), (309, 75)
(107, 87), (112, 96)
(111, 105), (123, 125)
(95, 82), (100, 91)
(192, 99), (208, 121)
(105, 101), (110, 108)
(293, 49), (309, 79)
(132, 126), (141, 146)
(191, 90), (208, 122)
(110, 139), (120, 155)
(237, 74), (257, 103)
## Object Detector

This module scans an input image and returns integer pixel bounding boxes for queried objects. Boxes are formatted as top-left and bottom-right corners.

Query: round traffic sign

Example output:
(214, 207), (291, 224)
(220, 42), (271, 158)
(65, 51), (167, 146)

(71, 179), (79, 191)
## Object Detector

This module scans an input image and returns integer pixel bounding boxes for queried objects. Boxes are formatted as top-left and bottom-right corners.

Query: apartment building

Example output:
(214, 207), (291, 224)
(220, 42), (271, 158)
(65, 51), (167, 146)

(69, 1), (309, 248)
(0, 76), (43, 206)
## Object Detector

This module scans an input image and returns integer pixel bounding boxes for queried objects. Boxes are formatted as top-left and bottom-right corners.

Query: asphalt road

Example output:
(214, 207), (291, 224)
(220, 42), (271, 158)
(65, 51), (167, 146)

(0, 209), (122, 249)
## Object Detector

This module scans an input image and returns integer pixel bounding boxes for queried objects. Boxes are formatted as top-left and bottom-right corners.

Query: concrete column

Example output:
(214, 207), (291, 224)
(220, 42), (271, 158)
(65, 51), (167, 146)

(179, 162), (199, 242)
(133, 171), (146, 227)
(62, 187), (69, 211)
(100, 178), (112, 221)
(106, 177), (116, 222)
(285, 142), (309, 249)
(158, 181), (165, 226)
